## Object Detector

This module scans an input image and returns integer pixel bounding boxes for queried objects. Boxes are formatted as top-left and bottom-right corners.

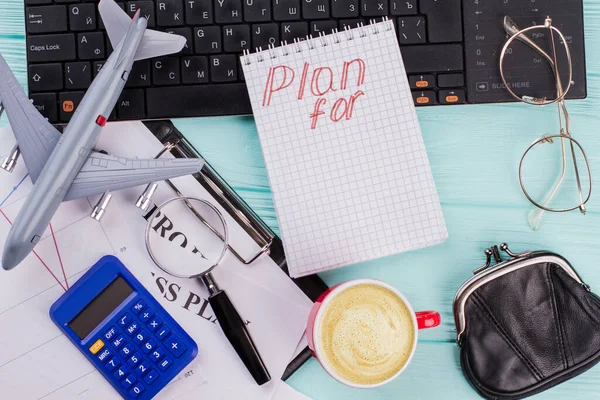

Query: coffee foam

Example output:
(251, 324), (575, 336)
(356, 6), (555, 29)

(317, 284), (415, 386)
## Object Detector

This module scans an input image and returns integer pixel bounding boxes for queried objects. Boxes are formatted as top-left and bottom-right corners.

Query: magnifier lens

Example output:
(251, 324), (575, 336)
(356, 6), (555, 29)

(146, 198), (227, 278)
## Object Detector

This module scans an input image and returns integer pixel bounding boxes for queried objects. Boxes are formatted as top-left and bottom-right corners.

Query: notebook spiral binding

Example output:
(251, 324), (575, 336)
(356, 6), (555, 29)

(241, 17), (393, 66)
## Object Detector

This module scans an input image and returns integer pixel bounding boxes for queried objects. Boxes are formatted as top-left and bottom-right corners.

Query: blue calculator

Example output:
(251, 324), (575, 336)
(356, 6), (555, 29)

(50, 256), (198, 399)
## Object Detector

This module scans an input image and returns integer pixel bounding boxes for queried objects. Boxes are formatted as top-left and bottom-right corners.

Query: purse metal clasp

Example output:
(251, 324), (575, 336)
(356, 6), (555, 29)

(473, 243), (531, 275)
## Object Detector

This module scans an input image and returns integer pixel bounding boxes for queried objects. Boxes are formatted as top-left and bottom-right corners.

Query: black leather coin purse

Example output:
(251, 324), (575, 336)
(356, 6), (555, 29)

(453, 243), (600, 399)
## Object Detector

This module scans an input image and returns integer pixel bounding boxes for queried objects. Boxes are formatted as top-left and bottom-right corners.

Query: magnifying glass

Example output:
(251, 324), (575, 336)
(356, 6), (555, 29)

(145, 197), (271, 385)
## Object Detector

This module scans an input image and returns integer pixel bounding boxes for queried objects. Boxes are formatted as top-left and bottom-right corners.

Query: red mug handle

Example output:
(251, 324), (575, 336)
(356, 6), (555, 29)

(416, 311), (441, 329)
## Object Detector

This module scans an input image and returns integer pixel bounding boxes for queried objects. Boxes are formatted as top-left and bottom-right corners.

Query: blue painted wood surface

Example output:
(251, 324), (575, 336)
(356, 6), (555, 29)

(3, 1), (600, 398)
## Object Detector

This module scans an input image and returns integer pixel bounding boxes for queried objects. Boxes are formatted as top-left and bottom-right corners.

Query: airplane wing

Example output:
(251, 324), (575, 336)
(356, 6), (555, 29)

(63, 151), (204, 201)
(0, 55), (61, 182)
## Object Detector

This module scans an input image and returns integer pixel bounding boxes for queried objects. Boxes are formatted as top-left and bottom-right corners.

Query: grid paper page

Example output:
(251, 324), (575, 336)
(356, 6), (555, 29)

(241, 20), (448, 278)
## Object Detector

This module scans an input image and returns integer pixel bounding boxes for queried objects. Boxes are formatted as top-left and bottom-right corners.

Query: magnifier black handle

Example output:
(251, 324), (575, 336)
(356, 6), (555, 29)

(209, 290), (271, 385)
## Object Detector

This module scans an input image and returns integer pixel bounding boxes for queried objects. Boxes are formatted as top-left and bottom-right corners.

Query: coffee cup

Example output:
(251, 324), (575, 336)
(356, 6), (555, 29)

(307, 279), (440, 388)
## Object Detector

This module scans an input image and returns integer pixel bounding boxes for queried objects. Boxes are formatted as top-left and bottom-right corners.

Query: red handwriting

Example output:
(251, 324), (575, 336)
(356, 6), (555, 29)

(262, 59), (367, 128)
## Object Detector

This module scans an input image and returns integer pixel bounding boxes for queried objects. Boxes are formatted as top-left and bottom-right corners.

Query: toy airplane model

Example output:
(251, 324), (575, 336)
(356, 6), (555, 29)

(0, 0), (204, 270)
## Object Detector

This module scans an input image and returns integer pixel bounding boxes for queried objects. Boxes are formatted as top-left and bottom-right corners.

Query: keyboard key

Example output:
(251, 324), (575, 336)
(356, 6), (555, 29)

(133, 330), (149, 345)
(125, 61), (151, 87)
(147, 317), (162, 332)
(135, 361), (151, 377)
(360, 0), (387, 16)
(223, 25), (251, 52)
(397, 16), (426, 44)
(149, 347), (165, 362)
(420, 0), (462, 43)
(126, 321), (140, 336)
(146, 84), (252, 118)
(122, 374), (136, 389)
(113, 365), (130, 381)
(408, 74), (434, 89)
(59, 91), (84, 122)
(438, 73), (464, 88)
(214, 0), (242, 23)
(142, 339), (157, 354)
(31, 93), (58, 123)
(118, 313), (132, 327)
(69, 4), (97, 31)
(97, 348), (112, 362)
(65, 62), (92, 90)
(28, 64), (63, 92)
(127, 352), (143, 367)
(93, 61), (105, 77)
(310, 20), (337, 35)
(26, 0), (52, 4)
(210, 55), (237, 83)
(273, 0), (300, 21)
(126, 1), (156, 27)
(164, 334), (187, 357)
(400, 44), (463, 73)
(28, 34), (76, 62)
(182, 56), (209, 84)
(244, 0), (270, 22)
(252, 23), (279, 49)
(281, 21), (308, 43)
(139, 309), (154, 323)
(302, 0), (329, 19)
(105, 357), (120, 372)
(130, 300), (146, 315)
(412, 90), (436, 105)
(194, 26), (222, 53)
(390, 0), (416, 15)
(88, 339), (104, 355)
(117, 89), (145, 119)
(156, 0), (185, 26)
(152, 57), (180, 85)
(130, 382), (145, 397)
(439, 89), (465, 104)
(157, 356), (173, 371)
(103, 326), (118, 341)
(165, 27), (192, 54)
(331, 0), (358, 18)
(339, 18), (362, 30)
(120, 343), (135, 358)
(156, 326), (171, 341)
(78, 32), (105, 60)
(112, 335), (126, 349)
(186, 0), (213, 24)
(144, 369), (160, 385)
(26, 6), (67, 34)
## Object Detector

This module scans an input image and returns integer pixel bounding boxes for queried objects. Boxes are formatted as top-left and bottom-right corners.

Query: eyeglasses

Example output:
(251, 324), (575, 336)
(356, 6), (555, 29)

(499, 16), (592, 230)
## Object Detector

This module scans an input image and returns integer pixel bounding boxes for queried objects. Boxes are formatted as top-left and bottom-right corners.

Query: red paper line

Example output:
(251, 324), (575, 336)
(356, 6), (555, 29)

(49, 223), (68, 289)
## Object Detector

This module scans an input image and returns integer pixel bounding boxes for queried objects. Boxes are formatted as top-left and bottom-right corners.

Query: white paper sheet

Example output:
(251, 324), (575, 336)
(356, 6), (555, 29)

(0, 122), (312, 399)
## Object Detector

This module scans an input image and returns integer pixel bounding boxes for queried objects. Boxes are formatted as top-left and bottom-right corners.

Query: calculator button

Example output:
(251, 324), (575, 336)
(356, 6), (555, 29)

(140, 309), (154, 322)
(147, 317), (162, 332)
(105, 357), (120, 372)
(135, 361), (151, 377)
(149, 347), (165, 362)
(131, 299), (146, 315)
(165, 334), (187, 357)
(156, 326), (171, 341)
(122, 374), (136, 389)
(133, 330), (148, 345)
(97, 348), (112, 362)
(142, 339), (157, 354)
(113, 365), (130, 381)
(88, 339), (104, 355)
(129, 382), (145, 397)
(126, 321), (140, 336)
(112, 335), (126, 349)
(118, 313), (132, 327)
(144, 369), (160, 385)
(157, 356), (173, 371)
(127, 352), (143, 367)
(120, 343), (134, 358)
(103, 326), (117, 341)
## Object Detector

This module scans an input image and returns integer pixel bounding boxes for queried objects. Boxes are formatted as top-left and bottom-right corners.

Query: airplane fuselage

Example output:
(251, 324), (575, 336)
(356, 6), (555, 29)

(1, 17), (148, 269)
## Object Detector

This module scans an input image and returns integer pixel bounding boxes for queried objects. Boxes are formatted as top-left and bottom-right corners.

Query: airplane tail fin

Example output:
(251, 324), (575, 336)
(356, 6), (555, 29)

(98, 0), (186, 61)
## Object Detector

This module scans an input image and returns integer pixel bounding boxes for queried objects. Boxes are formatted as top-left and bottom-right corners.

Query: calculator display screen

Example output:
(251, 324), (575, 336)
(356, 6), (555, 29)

(69, 277), (133, 340)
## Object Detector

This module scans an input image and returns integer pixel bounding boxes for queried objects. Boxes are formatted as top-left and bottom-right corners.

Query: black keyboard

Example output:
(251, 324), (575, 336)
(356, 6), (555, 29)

(23, 0), (587, 123)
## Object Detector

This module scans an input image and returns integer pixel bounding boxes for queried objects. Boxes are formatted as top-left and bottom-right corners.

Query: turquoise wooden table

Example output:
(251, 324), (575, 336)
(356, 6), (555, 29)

(3, 1), (600, 398)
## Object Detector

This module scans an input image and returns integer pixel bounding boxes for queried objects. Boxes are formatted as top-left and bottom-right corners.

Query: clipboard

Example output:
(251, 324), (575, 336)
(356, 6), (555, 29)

(143, 120), (329, 381)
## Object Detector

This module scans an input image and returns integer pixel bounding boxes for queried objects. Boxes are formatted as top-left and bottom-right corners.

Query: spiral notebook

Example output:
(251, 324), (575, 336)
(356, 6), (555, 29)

(241, 20), (448, 278)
